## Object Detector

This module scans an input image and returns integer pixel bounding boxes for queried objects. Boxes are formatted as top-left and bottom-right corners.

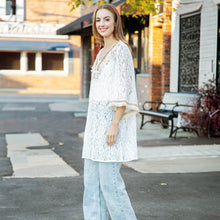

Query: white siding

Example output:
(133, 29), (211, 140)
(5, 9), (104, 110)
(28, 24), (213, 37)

(170, 0), (180, 92)
(0, 1), (6, 18)
(170, 0), (218, 91)
(16, 0), (25, 21)
(199, 0), (218, 86)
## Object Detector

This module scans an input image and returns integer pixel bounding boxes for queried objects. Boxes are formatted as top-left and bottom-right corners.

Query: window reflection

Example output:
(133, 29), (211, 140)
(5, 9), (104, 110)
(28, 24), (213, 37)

(6, 0), (16, 15)
(142, 27), (149, 73)
(128, 32), (138, 69)
(126, 28), (149, 74)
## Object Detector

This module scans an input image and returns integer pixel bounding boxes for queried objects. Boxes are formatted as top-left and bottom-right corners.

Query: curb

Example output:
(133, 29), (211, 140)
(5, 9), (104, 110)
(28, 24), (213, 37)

(0, 88), (80, 95)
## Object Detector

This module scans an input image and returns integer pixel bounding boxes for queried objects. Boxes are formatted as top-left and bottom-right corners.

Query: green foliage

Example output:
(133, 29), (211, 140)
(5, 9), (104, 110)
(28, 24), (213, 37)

(68, 0), (164, 16)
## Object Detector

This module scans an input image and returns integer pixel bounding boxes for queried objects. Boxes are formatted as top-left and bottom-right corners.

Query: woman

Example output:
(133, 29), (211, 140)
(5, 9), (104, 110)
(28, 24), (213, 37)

(82, 3), (139, 220)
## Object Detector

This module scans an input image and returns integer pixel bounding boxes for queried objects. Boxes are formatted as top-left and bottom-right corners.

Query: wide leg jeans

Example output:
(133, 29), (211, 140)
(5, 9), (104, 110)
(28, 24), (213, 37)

(83, 159), (137, 220)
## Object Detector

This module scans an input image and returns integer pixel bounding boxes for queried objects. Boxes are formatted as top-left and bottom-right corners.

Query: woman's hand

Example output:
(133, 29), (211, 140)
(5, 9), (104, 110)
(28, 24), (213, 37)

(106, 123), (119, 146)
(106, 106), (125, 146)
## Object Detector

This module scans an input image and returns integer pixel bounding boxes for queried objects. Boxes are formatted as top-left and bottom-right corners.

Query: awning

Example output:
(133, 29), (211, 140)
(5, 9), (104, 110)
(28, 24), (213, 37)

(0, 40), (70, 51)
(57, 12), (93, 35)
(57, 0), (126, 35)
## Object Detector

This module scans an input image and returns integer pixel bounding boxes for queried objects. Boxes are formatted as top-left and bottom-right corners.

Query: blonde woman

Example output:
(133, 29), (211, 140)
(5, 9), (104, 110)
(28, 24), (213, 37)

(82, 4), (139, 220)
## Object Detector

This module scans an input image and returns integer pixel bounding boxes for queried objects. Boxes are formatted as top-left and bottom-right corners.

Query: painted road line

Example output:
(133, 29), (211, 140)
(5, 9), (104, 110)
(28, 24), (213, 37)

(5, 133), (79, 178)
(49, 101), (88, 112)
(2, 104), (36, 111)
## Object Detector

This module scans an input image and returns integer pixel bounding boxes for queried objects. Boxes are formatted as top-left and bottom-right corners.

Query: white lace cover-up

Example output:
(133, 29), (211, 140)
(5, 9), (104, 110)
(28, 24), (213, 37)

(82, 40), (139, 162)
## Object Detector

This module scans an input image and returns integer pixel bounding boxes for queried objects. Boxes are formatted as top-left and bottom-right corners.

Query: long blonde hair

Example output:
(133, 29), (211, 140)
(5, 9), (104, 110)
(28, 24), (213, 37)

(92, 4), (128, 47)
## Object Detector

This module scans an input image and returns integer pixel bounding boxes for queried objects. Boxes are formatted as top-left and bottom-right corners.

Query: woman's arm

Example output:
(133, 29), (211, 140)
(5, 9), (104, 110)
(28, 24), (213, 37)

(106, 106), (126, 146)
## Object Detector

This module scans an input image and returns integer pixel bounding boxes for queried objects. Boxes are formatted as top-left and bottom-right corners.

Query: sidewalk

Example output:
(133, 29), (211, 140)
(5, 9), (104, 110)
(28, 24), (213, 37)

(1, 94), (219, 220)
(128, 121), (220, 173)
(2, 93), (220, 174)
(56, 98), (220, 174)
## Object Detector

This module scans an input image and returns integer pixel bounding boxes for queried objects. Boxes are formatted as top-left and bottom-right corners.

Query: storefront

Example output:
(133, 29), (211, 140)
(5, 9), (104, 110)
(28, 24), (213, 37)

(0, 40), (72, 76)
(57, 0), (149, 98)
(170, 0), (219, 93)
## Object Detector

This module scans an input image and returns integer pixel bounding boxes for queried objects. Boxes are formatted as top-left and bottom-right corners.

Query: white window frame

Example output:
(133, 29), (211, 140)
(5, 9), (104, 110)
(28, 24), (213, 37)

(0, 0), (24, 22)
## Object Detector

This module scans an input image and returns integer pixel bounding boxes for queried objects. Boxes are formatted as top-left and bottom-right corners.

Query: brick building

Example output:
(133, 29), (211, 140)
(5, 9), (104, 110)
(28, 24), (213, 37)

(137, 0), (172, 106)
(170, 0), (220, 93)
(57, 0), (172, 105)
(0, 0), (81, 92)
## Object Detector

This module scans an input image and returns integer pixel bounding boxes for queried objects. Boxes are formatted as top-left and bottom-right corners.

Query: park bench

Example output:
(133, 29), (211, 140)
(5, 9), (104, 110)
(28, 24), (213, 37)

(139, 92), (199, 138)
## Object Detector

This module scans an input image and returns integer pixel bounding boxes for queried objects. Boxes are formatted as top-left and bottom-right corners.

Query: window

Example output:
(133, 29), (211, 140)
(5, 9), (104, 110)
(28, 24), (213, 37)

(155, 0), (164, 14)
(179, 12), (201, 92)
(28, 53), (36, 71)
(129, 32), (139, 69)
(141, 27), (149, 73)
(127, 29), (146, 74)
(92, 0), (110, 3)
(42, 53), (64, 71)
(6, 0), (16, 15)
(0, 52), (20, 70)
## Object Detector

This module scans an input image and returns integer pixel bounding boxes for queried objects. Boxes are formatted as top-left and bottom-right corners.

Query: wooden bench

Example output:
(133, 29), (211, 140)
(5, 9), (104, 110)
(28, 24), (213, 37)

(139, 92), (199, 138)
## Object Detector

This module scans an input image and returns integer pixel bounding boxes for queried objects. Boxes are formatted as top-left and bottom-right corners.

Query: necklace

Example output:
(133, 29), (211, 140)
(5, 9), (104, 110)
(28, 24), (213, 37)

(92, 41), (119, 79)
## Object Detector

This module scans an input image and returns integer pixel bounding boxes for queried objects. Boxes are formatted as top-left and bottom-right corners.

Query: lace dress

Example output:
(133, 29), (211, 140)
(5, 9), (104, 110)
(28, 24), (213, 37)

(82, 40), (139, 162)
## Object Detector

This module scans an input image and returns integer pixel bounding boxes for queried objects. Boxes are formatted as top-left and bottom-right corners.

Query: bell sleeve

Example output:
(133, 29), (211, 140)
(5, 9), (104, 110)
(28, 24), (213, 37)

(108, 43), (139, 119)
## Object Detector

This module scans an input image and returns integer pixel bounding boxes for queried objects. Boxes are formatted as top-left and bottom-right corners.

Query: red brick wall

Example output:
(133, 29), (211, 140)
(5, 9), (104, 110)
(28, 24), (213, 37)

(161, 0), (172, 95)
(0, 1), (82, 91)
(25, 0), (80, 24)
(142, 1), (172, 104)
(148, 15), (163, 102)
(0, 74), (80, 93)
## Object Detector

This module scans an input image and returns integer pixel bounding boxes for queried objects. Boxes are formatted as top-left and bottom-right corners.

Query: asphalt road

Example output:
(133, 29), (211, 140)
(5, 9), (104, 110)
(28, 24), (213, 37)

(0, 94), (220, 220)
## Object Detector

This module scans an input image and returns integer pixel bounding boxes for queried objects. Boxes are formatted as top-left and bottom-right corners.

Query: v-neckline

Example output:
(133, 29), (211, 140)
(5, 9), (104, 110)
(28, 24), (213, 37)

(95, 40), (120, 71)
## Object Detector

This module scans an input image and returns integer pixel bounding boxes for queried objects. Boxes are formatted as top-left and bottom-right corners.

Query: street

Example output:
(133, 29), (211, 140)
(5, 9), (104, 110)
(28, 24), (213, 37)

(0, 94), (220, 220)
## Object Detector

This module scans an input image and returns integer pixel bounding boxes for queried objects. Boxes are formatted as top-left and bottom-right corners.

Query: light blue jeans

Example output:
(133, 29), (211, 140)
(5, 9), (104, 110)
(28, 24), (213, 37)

(83, 159), (137, 220)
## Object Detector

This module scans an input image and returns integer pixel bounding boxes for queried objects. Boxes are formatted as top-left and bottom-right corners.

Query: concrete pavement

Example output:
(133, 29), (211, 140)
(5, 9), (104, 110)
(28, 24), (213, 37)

(50, 98), (220, 174)
(63, 99), (220, 174)
(2, 96), (220, 175)
(0, 94), (220, 220)
(6, 133), (79, 178)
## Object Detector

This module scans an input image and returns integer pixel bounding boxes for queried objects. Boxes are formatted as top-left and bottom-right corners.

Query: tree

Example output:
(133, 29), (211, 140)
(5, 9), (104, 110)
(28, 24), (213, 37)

(68, 0), (163, 16)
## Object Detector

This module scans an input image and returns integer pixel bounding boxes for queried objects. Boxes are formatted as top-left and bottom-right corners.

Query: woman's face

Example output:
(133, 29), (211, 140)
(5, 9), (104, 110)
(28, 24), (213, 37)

(95, 9), (115, 39)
